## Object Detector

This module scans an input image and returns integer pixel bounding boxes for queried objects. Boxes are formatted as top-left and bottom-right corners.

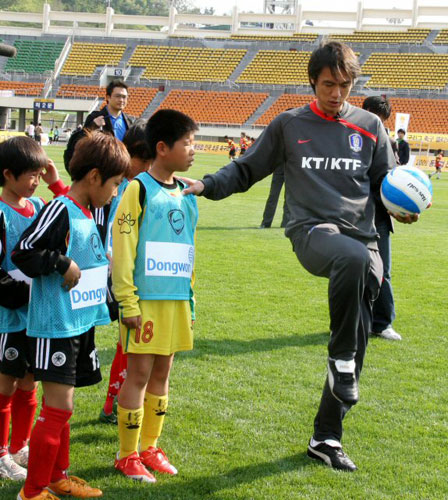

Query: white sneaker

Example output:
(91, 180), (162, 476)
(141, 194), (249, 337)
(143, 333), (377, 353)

(11, 446), (29, 467)
(0, 453), (27, 480)
(375, 327), (402, 341)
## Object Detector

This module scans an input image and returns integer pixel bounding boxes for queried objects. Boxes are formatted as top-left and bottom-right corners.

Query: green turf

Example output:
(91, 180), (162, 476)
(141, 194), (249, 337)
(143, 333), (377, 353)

(1, 146), (447, 499)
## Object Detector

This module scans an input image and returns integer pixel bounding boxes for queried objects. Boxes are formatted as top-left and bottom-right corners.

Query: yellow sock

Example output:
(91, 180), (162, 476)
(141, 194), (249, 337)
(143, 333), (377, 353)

(117, 404), (143, 459)
(140, 393), (168, 451)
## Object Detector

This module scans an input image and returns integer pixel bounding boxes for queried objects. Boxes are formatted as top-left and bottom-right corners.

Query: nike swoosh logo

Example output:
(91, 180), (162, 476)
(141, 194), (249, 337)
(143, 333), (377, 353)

(173, 218), (182, 223)
(298, 139), (312, 144)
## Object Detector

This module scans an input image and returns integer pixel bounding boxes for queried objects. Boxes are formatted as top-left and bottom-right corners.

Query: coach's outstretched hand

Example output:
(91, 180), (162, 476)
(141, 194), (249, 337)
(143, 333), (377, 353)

(390, 212), (419, 224)
(178, 177), (205, 196)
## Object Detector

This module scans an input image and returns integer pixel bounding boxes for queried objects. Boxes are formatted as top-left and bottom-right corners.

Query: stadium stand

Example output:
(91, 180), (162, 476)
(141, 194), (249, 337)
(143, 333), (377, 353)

(0, 80), (44, 96)
(128, 45), (246, 82)
(433, 30), (448, 44)
(61, 42), (126, 76)
(362, 53), (448, 89)
(237, 50), (311, 85)
(157, 89), (268, 125)
(230, 34), (318, 42)
(255, 94), (448, 134)
(4, 40), (64, 73)
(328, 29), (430, 44)
(56, 84), (159, 117)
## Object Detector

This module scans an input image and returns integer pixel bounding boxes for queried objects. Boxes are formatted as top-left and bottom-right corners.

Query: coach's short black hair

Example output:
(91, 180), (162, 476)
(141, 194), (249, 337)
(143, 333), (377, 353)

(69, 130), (130, 184)
(123, 119), (150, 160)
(106, 79), (128, 97)
(308, 41), (361, 92)
(145, 109), (198, 160)
(397, 128), (406, 135)
(362, 96), (392, 121)
(0, 136), (48, 187)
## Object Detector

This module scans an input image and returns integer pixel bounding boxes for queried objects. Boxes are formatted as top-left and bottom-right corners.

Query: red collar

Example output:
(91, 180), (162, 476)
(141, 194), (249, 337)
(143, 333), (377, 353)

(0, 197), (35, 217)
(64, 195), (93, 219)
(310, 101), (377, 143)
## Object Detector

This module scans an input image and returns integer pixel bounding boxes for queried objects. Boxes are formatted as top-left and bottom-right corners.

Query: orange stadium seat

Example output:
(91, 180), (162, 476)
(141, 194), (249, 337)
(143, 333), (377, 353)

(255, 94), (448, 134)
(0, 81), (44, 96)
(157, 90), (268, 125)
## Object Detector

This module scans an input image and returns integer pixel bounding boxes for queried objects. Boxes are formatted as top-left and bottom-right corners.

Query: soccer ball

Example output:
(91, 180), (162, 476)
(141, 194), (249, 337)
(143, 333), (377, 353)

(380, 166), (433, 216)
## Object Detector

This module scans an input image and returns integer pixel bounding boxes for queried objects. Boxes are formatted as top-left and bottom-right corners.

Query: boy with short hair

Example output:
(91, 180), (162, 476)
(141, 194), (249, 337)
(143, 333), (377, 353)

(112, 109), (198, 483)
(0, 136), (61, 481)
(12, 131), (130, 500)
(97, 119), (152, 424)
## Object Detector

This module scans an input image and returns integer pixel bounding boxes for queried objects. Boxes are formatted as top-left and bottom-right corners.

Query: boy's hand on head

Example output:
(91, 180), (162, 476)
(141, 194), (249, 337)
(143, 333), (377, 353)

(62, 260), (81, 291)
(389, 212), (419, 224)
(177, 177), (205, 196)
(121, 315), (142, 330)
(41, 159), (60, 186)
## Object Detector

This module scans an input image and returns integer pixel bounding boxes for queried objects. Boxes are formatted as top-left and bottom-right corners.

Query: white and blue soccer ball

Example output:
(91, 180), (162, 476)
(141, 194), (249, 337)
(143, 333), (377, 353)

(380, 166), (433, 216)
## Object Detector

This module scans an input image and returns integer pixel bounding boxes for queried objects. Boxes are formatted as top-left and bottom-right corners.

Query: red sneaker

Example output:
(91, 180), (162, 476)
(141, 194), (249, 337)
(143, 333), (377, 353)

(140, 447), (178, 475)
(114, 452), (156, 483)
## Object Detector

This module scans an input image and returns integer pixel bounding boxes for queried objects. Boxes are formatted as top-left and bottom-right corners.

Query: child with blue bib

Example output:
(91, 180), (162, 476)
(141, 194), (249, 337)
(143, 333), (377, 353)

(0, 137), (63, 482)
(112, 110), (198, 483)
(13, 131), (130, 500)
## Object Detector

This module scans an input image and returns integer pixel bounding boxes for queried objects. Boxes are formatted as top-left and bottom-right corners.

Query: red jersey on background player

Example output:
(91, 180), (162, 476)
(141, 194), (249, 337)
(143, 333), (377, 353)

(224, 135), (237, 160)
(429, 149), (444, 180)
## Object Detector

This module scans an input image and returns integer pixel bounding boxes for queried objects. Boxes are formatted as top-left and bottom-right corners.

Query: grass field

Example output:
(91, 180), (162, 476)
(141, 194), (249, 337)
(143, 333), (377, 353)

(1, 146), (447, 499)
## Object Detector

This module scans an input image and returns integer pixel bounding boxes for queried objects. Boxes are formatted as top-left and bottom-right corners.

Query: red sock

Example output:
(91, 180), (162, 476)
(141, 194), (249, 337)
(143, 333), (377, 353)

(103, 343), (125, 415)
(50, 421), (70, 483)
(10, 388), (38, 454)
(23, 405), (72, 498)
(0, 393), (12, 457)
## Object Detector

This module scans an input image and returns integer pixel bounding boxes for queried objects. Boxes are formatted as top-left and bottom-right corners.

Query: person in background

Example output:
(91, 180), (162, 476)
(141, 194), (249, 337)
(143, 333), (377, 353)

(429, 149), (444, 180)
(362, 96), (402, 341)
(84, 80), (134, 142)
(396, 128), (410, 166)
(259, 165), (290, 229)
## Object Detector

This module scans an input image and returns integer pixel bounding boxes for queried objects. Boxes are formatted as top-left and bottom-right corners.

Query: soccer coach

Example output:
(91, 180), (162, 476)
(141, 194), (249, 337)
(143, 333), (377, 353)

(183, 41), (417, 471)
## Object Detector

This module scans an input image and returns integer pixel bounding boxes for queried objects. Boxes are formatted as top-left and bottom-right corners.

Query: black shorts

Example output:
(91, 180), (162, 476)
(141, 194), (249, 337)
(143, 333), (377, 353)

(240, 148), (246, 155)
(229, 148), (236, 157)
(28, 327), (102, 388)
(0, 330), (32, 379)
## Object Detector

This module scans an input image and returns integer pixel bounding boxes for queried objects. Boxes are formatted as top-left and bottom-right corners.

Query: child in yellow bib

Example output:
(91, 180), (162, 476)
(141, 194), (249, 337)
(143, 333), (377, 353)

(112, 109), (198, 483)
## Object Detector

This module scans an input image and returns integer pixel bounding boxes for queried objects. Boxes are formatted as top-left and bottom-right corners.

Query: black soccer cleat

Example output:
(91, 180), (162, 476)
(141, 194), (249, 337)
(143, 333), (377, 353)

(327, 357), (359, 405)
(307, 441), (357, 472)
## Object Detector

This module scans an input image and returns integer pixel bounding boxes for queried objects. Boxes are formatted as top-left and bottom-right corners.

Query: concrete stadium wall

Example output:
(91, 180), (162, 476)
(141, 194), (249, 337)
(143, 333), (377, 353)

(0, 1), (448, 39)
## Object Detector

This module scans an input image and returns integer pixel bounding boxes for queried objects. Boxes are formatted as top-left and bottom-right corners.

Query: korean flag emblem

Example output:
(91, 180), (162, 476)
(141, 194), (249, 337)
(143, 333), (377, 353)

(349, 133), (363, 153)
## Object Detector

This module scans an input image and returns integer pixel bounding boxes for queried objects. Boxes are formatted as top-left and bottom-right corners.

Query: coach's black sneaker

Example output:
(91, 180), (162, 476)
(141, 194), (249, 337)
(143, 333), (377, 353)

(307, 439), (357, 472)
(328, 357), (358, 405)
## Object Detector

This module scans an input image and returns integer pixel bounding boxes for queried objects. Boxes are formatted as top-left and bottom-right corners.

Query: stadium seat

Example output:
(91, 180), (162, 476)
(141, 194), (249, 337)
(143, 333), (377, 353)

(362, 53), (448, 89)
(128, 46), (246, 82)
(61, 43), (126, 76)
(0, 80), (44, 96)
(255, 94), (448, 134)
(328, 29), (430, 44)
(4, 40), (64, 74)
(157, 89), (268, 125)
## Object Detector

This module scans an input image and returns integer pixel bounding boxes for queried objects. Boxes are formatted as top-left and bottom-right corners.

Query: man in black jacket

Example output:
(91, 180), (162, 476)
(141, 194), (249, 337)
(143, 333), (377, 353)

(84, 80), (133, 141)
(64, 80), (134, 172)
